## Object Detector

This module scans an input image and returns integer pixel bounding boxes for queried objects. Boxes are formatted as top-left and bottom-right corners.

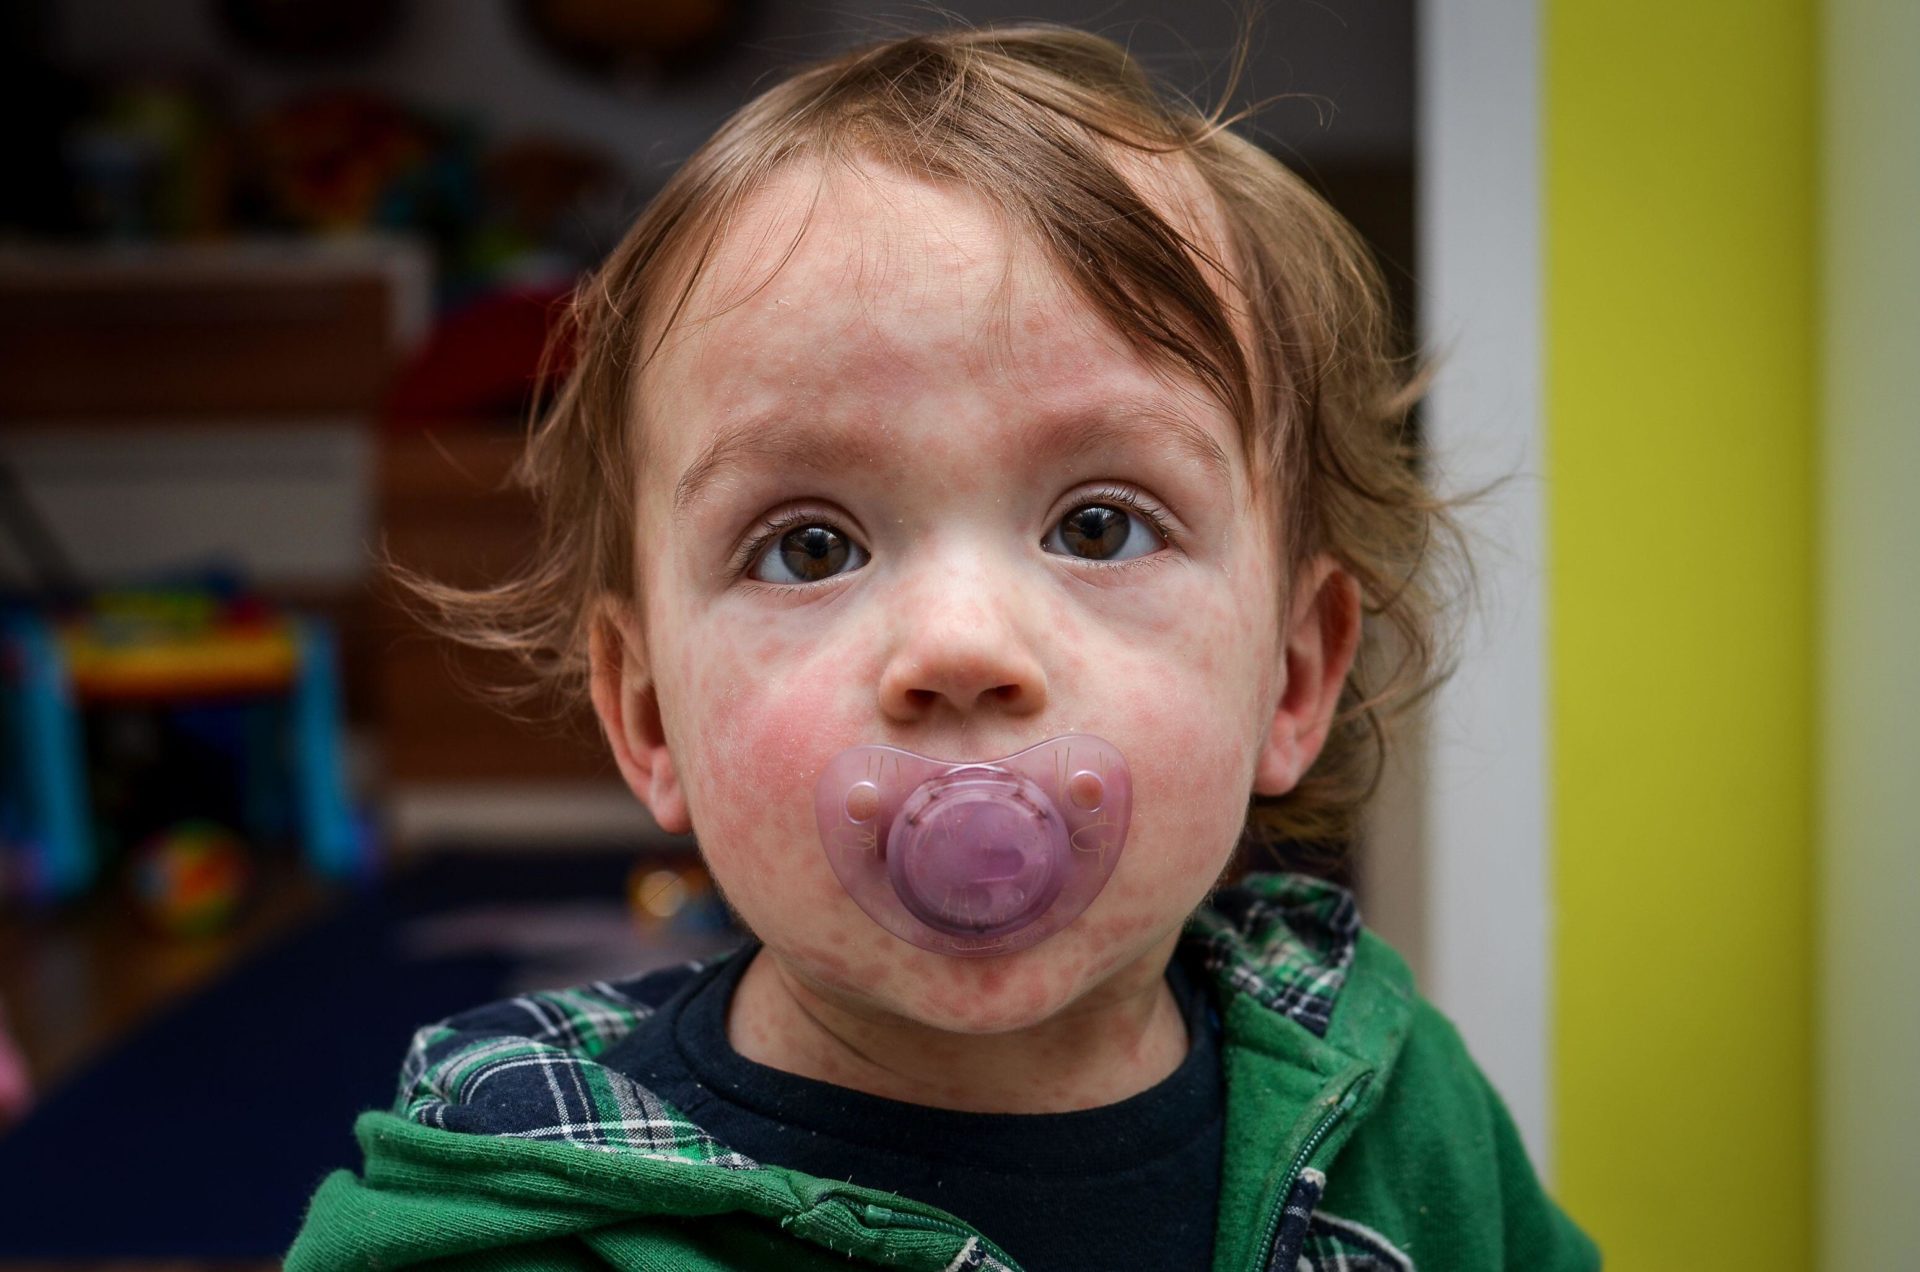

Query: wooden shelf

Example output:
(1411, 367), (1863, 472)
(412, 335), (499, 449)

(375, 428), (612, 784)
(0, 237), (429, 421)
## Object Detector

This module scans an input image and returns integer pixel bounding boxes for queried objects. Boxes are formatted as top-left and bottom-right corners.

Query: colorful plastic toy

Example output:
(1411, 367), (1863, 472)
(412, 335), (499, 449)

(0, 580), (368, 906)
(130, 819), (252, 937)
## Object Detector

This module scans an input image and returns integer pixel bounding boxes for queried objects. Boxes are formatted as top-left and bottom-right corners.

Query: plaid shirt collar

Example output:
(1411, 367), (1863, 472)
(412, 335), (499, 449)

(393, 871), (1361, 1170)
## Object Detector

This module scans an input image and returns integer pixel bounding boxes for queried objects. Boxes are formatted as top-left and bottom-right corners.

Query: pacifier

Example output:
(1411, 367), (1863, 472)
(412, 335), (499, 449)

(813, 733), (1132, 958)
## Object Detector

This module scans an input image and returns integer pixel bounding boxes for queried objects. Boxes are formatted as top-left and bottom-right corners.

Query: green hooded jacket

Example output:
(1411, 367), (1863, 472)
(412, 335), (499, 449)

(287, 873), (1599, 1270)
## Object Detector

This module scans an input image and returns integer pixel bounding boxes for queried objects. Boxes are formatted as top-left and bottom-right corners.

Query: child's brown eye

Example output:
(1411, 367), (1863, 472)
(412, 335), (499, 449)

(748, 523), (868, 585)
(1061, 506), (1127, 558)
(1046, 502), (1166, 563)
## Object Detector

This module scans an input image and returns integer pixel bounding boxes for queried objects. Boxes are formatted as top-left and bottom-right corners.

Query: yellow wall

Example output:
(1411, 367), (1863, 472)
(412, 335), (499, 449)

(1546, 2), (1815, 1267)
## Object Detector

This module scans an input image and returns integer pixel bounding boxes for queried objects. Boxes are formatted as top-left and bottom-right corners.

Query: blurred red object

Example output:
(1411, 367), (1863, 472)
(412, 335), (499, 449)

(383, 282), (576, 426)
(0, 996), (31, 1128)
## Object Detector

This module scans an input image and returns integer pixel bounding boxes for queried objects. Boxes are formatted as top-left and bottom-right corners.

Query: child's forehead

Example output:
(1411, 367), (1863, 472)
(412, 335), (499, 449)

(682, 163), (1055, 339)
(667, 150), (1238, 347)
(649, 155), (1241, 406)
(648, 174), (1099, 411)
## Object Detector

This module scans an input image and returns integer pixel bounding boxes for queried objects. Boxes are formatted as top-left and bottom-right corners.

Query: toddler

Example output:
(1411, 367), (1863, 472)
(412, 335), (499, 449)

(291, 23), (1599, 1271)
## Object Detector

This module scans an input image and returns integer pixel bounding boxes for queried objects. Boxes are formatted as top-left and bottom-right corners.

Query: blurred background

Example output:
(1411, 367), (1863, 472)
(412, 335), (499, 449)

(0, 1), (1911, 1269)
(0, 0), (1412, 1264)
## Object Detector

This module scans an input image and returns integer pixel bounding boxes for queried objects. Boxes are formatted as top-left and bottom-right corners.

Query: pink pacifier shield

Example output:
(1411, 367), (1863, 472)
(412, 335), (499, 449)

(814, 734), (1131, 957)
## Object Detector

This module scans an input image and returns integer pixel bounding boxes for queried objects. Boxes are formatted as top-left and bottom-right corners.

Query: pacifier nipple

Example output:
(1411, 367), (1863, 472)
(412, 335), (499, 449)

(814, 734), (1132, 957)
(887, 768), (1067, 936)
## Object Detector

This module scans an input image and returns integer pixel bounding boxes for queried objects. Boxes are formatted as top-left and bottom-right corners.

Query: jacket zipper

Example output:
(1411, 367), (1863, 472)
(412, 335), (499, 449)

(1246, 1071), (1372, 1272)
(856, 1202), (1025, 1271)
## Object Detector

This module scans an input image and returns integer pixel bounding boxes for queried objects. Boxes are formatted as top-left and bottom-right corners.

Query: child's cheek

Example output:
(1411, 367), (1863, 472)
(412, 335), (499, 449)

(1093, 660), (1252, 921)
(1092, 574), (1274, 905)
(670, 634), (883, 954)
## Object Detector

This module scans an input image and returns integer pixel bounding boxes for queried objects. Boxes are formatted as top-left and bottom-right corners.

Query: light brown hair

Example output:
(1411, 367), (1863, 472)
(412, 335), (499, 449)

(388, 21), (1470, 860)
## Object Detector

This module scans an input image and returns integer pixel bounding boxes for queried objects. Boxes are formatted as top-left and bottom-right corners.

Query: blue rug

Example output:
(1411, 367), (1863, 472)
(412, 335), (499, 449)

(0, 849), (729, 1259)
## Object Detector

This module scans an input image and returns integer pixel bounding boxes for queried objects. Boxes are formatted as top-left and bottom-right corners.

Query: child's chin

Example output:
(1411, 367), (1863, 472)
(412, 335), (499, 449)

(875, 936), (1098, 1035)
(768, 911), (1130, 1035)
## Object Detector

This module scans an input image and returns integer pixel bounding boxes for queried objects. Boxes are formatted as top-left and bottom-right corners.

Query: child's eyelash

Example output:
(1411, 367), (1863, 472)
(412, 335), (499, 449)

(729, 507), (826, 578)
(728, 485), (1177, 581)
(1080, 485), (1177, 547)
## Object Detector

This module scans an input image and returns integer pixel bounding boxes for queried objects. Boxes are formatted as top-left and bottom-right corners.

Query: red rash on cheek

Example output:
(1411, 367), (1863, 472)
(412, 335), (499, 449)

(677, 636), (871, 915)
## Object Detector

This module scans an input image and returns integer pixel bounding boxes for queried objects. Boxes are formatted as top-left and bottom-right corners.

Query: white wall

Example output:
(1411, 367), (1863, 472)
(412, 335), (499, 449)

(0, 422), (373, 589)
(1409, 0), (1552, 1171)
(1818, 2), (1920, 1264)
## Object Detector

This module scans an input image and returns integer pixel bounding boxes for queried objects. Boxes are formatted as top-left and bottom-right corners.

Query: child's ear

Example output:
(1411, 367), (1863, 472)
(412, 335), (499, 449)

(587, 597), (692, 835)
(1252, 556), (1363, 797)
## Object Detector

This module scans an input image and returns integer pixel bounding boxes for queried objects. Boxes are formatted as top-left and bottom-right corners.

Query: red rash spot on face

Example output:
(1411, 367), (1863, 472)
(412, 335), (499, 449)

(791, 941), (853, 986)
(1016, 978), (1051, 1024)
(972, 959), (1012, 999)
(1088, 907), (1159, 950)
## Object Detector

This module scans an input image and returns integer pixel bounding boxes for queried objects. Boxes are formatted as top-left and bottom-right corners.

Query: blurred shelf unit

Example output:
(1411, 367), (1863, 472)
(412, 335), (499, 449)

(374, 428), (614, 787)
(0, 235), (431, 420)
(0, 236), (646, 852)
(0, 236), (432, 727)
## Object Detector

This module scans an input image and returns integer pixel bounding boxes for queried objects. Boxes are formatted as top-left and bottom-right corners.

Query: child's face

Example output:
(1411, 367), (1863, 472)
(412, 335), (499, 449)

(596, 159), (1348, 1033)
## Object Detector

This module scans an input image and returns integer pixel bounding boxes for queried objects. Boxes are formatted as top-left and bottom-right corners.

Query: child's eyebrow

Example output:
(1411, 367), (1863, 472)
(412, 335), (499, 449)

(672, 401), (1235, 517)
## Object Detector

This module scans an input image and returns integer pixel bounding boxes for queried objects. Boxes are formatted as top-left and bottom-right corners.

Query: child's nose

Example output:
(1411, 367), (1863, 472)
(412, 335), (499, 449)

(876, 574), (1049, 724)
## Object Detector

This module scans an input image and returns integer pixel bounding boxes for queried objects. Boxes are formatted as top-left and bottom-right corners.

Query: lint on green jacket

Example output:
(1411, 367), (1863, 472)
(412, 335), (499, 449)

(287, 872), (1600, 1271)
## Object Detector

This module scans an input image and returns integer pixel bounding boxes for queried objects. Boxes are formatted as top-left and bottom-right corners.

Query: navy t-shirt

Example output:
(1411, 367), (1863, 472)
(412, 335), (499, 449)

(601, 942), (1224, 1271)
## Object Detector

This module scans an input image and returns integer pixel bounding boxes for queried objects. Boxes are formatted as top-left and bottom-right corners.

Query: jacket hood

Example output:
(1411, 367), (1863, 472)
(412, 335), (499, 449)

(289, 872), (1418, 1272)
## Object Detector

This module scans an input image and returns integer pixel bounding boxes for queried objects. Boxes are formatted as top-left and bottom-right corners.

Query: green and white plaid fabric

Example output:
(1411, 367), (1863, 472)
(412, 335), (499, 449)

(1185, 871), (1360, 1037)
(397, 970), (758, 1167)
(1296, 1213), (1416, 1272)
(1271, 1169), (1416, 1271)
(394, 872), (1359, 1158)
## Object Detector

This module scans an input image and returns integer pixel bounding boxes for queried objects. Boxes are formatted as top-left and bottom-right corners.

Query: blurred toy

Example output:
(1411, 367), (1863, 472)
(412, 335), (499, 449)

(626, 859), (732, 934)
(0, 994), (31, 1130)
(63, 587), (293, 698)
(380, 134), (633, 424)
(246, 89), (450, 233)
(129, 819), (252, 937)
(382, 281), (573, 423)
(1, 574), (367, 906)
(65, 76), (231, 240)
(241, 91), (614, 304)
